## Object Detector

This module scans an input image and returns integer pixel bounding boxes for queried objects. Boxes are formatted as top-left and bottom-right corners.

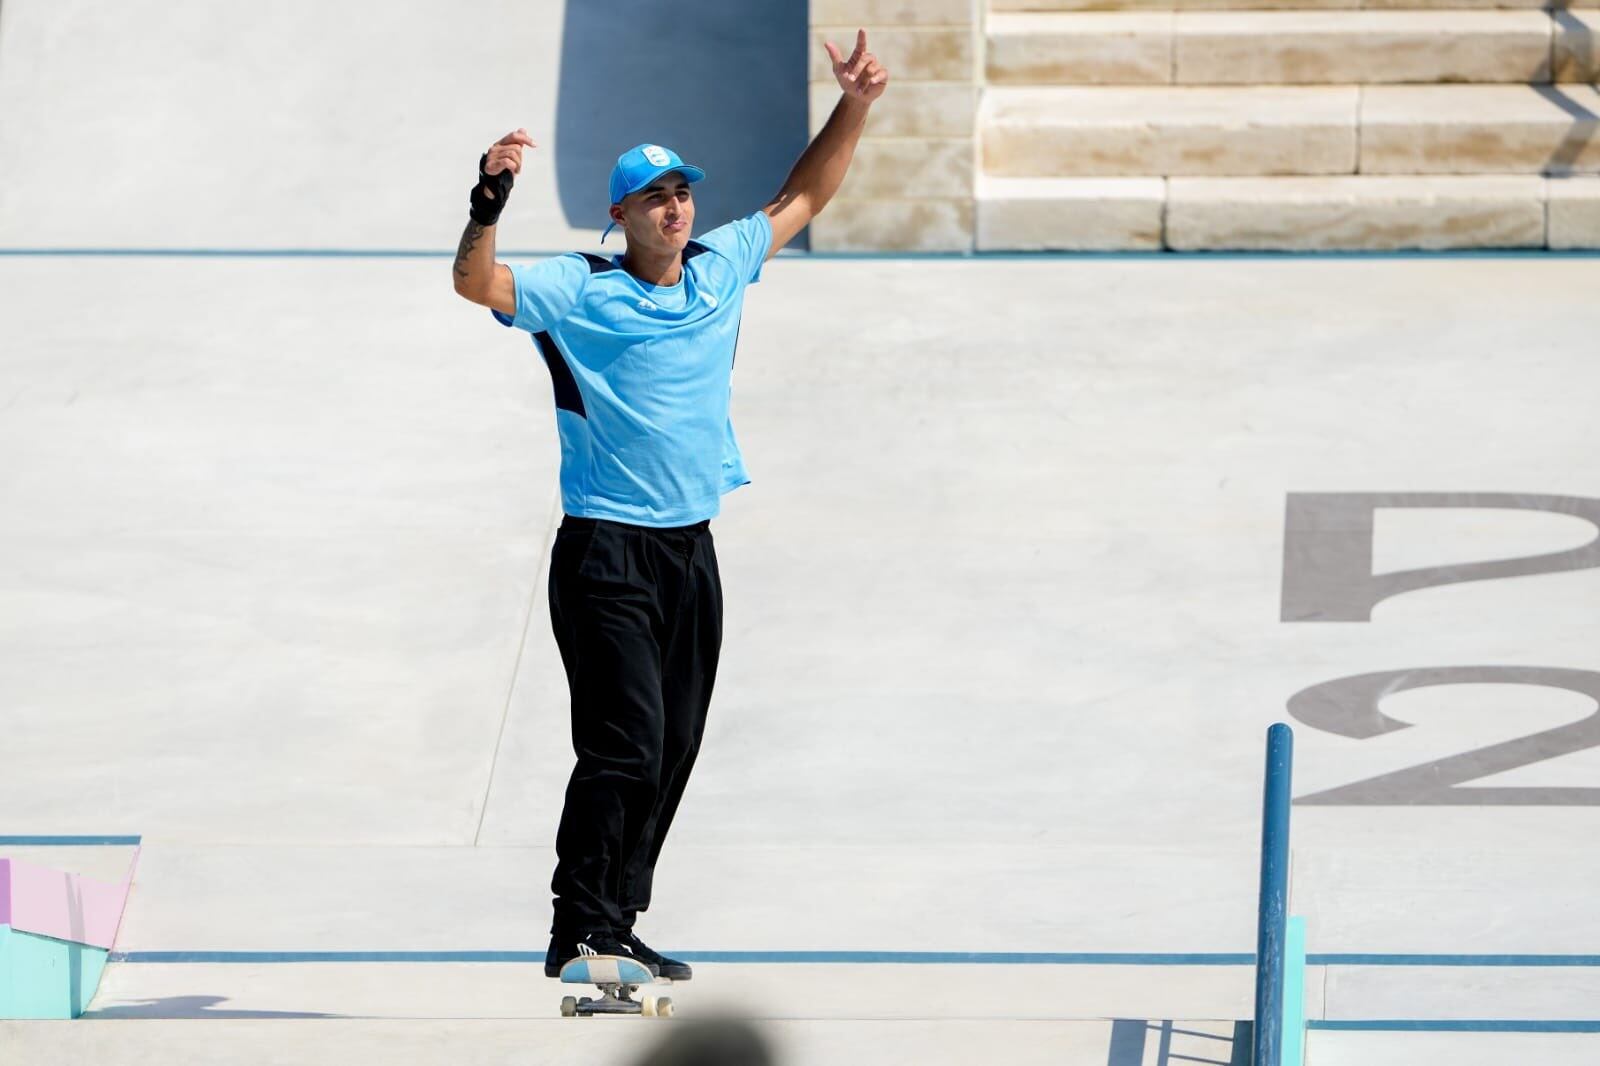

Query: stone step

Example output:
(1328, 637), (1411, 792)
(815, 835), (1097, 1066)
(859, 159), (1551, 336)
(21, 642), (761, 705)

(975, 174), (1600, 250)
(992, 0), (1567, 11)
(983, 85), (1360, 175)
(1165, 174), (1549, 247)
(1362, 84), (1600, 173)
(987, 10), (1572, 85)
(980, 85), (1600, 177)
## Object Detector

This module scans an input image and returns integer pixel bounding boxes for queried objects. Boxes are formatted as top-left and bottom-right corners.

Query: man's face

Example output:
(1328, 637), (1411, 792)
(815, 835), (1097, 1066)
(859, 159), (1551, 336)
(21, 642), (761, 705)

(614, 171), (694, 254)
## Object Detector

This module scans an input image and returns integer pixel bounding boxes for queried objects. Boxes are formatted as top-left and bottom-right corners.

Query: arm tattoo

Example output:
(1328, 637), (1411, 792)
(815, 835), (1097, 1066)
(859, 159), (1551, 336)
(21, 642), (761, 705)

(454, 221), (485, 280)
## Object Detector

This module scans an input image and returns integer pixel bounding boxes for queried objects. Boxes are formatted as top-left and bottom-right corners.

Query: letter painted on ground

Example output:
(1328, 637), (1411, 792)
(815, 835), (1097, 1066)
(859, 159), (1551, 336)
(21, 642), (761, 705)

(1280, 493), (1600, 622)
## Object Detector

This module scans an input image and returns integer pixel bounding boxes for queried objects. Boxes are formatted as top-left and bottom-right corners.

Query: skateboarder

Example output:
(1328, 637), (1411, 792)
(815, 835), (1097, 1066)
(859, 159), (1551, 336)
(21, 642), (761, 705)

(451, 32), (888, 982)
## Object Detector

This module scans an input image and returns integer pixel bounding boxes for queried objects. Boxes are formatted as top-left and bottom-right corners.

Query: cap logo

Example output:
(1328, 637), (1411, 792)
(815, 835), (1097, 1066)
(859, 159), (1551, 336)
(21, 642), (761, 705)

(641, 145), (671, 167)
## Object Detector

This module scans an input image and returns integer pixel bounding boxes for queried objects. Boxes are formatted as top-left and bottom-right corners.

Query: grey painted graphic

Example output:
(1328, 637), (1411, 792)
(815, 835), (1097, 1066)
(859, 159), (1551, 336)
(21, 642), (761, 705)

(1289, 667), (1600, 805)
(1281, 493), (1600, 622)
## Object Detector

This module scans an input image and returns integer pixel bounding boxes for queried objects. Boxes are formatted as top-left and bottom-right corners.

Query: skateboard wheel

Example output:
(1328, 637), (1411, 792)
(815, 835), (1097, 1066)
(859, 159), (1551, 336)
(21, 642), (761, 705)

(578, 997), (592, 1006)
(642, 996), (656, 1017)
(560, 996), (577, 1018)
(656, 997), (674, 1018)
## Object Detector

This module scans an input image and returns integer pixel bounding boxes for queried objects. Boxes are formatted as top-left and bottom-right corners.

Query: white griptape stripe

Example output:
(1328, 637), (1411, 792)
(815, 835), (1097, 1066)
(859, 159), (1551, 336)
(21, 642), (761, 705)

(588, 958), (622, 984)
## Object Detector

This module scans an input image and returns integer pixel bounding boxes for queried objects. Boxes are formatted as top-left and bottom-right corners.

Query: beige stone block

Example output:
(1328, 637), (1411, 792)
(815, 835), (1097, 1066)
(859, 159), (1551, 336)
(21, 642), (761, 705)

(1554, 10), (1600, 83)
(977, 176), (1165, 249)
(982, 86), (1357, 177)
(988, 13), (1173, 85)
(992, 0), (1557, 7)
(808, 198), (975, 251)
(835, 138), (973, 199)
(1361, 85), (1600, 175)
(1363, 0), (1557, 8)
(1167, 175), (1546, 250)
(809, 26), (974, 83)
(993, 0), (1359, 9)
(810, 83), (977, 139)
(993, 0), (1564, 7)
(1548, 176), (1600, 247)
(1176, 11), (1551, 85)
(811, 0), (976, 26)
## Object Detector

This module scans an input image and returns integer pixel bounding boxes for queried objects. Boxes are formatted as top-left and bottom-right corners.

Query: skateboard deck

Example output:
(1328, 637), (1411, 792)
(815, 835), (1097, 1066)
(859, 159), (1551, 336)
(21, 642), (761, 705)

(558, 954), (673, 1018)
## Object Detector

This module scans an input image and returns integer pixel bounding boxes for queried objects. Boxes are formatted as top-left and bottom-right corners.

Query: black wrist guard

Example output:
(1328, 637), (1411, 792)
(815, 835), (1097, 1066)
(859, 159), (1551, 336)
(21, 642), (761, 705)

(469, 152), (514, 226)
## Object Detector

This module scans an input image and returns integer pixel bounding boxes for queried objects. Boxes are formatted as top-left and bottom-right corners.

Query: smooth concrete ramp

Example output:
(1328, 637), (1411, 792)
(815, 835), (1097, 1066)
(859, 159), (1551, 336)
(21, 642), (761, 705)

(5, 252), (1600, 1064)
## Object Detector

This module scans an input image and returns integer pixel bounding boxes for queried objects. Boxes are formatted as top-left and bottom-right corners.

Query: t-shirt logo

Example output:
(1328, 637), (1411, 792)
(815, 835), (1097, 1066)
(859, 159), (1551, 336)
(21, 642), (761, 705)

(637, 298), (657, 311)
(642, 145), (671, 167)
(703, 293), (718, 308)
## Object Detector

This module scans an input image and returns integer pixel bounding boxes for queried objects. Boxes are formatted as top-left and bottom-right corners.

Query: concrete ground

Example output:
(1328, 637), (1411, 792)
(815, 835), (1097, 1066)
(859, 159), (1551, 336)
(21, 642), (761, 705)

(3, 252), (1599, 1064)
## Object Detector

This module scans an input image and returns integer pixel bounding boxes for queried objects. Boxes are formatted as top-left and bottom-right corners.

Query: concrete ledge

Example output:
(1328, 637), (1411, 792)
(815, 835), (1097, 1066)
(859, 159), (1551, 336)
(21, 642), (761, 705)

(978, 176), (1166, 250)
(982, 86), (1358, 177)
(990, 12), (1554, 86)
(835, 139), (974, 199)
(1548, 176), (1600, 247)
(809, 198), (975, 251)
(1361, 85), (1600, 175)
(811, 0), (976, 23)
(810, 83), (977, 139)
(1175, 11), (1552, 85)
(1166, 175), (1546, 250)
(988, 13), (1174, 86)
(992, 0), (1556, 9)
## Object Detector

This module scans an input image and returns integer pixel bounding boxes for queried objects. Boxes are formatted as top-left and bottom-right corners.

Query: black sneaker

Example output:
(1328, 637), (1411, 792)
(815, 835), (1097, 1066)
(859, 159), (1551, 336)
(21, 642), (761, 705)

(543, 928), (638, 978)
(619, 930), (692, 981)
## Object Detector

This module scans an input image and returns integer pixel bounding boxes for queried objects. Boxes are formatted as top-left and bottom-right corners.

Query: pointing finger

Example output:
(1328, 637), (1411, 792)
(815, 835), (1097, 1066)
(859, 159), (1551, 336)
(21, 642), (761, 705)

(824, 40), (843, 67)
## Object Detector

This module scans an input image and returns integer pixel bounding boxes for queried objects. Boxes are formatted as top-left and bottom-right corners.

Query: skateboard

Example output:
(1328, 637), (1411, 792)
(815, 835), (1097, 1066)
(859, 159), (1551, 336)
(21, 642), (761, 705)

(558, 954), (674, 1018)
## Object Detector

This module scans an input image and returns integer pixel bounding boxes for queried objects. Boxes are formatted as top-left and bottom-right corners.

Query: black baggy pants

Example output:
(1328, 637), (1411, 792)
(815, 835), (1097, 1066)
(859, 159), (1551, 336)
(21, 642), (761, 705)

(547, 513), (722, 934)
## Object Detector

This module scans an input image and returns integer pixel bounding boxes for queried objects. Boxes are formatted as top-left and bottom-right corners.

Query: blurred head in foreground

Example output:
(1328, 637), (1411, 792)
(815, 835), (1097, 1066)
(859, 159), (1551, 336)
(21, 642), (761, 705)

(628, 1015), (775, 1066)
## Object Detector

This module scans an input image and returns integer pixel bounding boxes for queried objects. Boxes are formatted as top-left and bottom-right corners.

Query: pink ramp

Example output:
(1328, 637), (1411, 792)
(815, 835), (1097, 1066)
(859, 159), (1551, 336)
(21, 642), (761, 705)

(0, 851), (139, 950)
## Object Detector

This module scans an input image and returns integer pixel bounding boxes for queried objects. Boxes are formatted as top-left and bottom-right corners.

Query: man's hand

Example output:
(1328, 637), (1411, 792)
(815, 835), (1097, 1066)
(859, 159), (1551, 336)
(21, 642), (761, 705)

(824, 30), (889, 104)
(470, 129), (536, 228)
(483, 128), (536, 190)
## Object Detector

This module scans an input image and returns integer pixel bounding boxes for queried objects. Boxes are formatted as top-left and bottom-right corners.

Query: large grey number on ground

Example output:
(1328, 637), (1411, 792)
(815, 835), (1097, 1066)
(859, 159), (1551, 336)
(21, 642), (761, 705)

(1289, 667), (1600, 805)
(1282, 493), (1600, 805)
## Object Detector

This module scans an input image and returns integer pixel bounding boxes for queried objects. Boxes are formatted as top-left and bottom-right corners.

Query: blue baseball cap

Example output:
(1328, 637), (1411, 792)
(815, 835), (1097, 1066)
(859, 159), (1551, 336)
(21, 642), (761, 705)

(601, 143), (706, 242)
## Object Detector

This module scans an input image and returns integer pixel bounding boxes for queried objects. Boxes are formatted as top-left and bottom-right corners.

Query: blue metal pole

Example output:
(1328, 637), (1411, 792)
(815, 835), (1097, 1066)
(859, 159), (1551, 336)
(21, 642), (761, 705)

(1253, 723), (1294, 1066)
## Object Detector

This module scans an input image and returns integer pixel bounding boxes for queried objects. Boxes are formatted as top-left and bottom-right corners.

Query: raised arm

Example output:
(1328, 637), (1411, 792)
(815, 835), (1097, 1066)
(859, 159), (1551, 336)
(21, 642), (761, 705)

(453, 129), (536, 315)
(763, 30), (890, 259)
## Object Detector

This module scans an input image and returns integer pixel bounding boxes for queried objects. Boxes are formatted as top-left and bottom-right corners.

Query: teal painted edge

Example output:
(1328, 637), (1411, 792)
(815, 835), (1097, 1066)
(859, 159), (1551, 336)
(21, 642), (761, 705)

(1282, 916), (1307, 1066)
(0, 835), (141, 846)
(0, 925), (109, 1019)
(1311, 1020), (1600, 1033)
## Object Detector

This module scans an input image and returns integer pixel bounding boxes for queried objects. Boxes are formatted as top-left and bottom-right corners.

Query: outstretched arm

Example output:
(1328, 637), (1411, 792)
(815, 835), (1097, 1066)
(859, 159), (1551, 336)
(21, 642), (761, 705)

(453, 128), (536, 315)
(763, 30), (889, 259)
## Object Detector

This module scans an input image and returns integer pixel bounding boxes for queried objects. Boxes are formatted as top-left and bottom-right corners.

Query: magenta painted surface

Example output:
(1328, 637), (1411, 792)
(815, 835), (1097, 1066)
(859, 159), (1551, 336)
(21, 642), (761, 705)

(2, 855), (132, 949)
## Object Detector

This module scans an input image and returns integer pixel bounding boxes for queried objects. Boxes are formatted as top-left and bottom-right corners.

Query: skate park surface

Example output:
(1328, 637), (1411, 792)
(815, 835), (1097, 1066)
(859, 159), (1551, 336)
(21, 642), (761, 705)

(5, 3), (1600, 1065)
(7, 250), (1600, 1065)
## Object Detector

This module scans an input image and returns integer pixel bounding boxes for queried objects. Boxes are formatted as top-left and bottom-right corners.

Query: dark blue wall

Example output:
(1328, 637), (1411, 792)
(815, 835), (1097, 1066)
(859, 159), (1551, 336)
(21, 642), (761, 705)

(555, 1), (810, 246)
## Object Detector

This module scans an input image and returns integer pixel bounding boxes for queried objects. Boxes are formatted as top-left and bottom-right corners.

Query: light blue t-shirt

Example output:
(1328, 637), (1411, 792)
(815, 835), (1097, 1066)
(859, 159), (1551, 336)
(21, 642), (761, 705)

(493, 211), (772, 527)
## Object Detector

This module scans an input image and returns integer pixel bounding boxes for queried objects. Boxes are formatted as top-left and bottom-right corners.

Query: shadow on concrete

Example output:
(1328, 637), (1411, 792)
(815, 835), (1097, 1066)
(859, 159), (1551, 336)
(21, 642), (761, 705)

(554, 0), (808, 243)
(86, 995), (338, 1019)
(1107, 1019), (1251, 1066)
